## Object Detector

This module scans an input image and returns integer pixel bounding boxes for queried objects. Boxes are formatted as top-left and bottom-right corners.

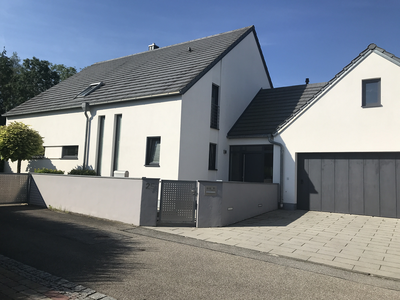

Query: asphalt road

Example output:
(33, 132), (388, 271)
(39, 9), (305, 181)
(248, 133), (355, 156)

(1, 205), (400, 300)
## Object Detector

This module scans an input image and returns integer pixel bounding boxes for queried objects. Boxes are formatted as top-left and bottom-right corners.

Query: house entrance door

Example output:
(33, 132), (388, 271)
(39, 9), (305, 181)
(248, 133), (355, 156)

(158, 180), (197, 226)
(229, 145), (273, 183)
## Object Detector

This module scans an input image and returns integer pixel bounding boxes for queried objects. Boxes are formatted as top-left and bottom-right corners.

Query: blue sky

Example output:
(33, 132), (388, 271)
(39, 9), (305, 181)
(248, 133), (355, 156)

(1, 0), (399, 87)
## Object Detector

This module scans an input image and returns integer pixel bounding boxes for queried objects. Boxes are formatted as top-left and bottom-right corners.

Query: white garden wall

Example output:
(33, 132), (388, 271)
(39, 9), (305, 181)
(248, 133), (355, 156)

(29, 173), (159, 226)
(197, 181), (278, 227)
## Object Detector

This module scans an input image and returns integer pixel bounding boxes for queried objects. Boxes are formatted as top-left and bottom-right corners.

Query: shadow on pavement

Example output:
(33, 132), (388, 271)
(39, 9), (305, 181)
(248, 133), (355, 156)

(229, 209), (309, 227)
(0, 204), (142, 284)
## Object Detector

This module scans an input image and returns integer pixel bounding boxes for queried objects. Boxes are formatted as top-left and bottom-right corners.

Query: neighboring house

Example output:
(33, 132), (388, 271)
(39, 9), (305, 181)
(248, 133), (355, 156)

(3, 26), (272, 180)
(228, 43), (400, 218)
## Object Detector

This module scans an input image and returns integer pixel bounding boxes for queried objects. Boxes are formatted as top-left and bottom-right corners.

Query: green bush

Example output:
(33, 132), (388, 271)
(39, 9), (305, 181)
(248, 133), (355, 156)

(68, 167), (97, 176)
(34, 168), (64, 174)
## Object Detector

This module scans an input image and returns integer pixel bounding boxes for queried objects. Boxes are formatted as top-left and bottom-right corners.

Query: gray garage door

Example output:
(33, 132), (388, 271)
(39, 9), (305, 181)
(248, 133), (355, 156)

(297, 152), (400, 218)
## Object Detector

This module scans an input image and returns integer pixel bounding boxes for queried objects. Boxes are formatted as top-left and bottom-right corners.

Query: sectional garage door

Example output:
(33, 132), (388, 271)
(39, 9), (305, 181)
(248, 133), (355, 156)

(297, 152), (400, 218)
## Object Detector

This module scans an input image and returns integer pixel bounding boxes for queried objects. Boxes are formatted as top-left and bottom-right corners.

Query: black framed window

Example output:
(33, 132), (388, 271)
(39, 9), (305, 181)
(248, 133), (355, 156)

(112, 114), (122, 172)
(146, 137), (161, 166)
(362, 78), (381, 107)
(210, 84), (219, 129)
(208, 143), (217, 170)
(62, 146), (78, 159)
(96, 116), (105, 175)
(229, 145), (273, 183)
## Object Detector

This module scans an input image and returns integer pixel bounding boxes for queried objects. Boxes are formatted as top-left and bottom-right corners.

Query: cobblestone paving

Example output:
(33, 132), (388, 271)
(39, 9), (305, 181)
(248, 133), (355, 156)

(0, 254), (116, 300)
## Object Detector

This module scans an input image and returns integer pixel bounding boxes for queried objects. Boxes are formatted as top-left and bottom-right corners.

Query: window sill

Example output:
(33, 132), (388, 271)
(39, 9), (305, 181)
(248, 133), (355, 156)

(145, 164), (160, 167)
(208, 169), (218, 171)
(61, 157), (78, 160)
(362, 104), (382, 108)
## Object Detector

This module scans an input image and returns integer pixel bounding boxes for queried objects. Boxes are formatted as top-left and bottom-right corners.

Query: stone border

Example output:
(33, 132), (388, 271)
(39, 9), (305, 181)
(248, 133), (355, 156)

(0, 254), (116, 300)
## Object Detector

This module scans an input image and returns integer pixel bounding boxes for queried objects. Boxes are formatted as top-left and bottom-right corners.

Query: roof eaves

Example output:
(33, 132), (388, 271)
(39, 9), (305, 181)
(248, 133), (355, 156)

(179, 26), (255, 95)
(228, 134), (271, 139)
(3, 91), (182, 117)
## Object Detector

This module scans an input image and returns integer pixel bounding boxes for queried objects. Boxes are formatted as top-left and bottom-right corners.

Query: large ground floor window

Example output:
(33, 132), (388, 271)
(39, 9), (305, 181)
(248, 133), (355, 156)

(229, 145), (273, 183)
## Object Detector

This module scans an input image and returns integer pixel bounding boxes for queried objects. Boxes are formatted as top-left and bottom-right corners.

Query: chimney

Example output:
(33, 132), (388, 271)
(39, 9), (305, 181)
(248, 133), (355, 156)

(305, 78), (310, 84)
(148, 43), (159, 51)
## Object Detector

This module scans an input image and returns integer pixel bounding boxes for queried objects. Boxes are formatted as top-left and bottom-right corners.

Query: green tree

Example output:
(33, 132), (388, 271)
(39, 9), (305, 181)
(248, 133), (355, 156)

(51, 63), (77, 81)
(0, 122), (44, 173)
(0, 48), (77, 120)
(0, 48), (14, 122)
(13, 57), (61, 105)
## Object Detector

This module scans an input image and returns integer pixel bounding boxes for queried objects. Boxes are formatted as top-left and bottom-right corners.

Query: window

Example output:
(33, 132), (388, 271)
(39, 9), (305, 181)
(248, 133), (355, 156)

(210, 84), (219, 129)
(362, 79), (381, 107)
(208, 143), (217, 170)
(112, 114), (122, 172)
(146, 137), (161, 166)
(96, 116), (105, 175)
(76, 82), (103, 98)
(229, 145), (273, 183)
(62, 146), (78, 159)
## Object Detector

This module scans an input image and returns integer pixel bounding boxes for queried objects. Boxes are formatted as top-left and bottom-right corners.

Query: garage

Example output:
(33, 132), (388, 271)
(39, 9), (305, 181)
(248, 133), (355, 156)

(297, 152), (400, 218)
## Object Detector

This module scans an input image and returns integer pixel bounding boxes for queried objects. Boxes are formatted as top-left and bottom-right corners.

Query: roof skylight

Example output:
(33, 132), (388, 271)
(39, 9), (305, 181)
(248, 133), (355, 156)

(76, 82), (104, 98)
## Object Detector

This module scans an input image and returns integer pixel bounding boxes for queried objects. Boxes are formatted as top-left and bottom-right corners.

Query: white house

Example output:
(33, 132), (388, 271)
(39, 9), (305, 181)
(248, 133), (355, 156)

(4, 26), (400, 219)
(228, 43), (400, 218)
(3, 26), (272, 180)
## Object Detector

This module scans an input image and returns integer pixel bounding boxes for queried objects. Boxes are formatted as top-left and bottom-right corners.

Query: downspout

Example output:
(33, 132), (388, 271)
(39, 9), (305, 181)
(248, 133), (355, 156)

(267, 135), (284, 209)
(82, 102), (90, 169)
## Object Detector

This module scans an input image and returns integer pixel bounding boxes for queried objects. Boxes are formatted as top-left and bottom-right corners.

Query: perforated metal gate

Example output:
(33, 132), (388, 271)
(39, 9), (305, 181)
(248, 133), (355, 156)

(159, 180), (197, 225)
(0, 174), (30, 204)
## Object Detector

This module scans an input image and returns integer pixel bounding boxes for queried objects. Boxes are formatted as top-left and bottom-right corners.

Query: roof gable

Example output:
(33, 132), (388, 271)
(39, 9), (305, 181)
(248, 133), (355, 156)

(5, 26), (266, 117)
(228, 43), (400, 138)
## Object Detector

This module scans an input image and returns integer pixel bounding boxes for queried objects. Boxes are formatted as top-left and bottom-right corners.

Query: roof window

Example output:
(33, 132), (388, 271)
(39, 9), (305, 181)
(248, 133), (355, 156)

(76, 82), (104, 98)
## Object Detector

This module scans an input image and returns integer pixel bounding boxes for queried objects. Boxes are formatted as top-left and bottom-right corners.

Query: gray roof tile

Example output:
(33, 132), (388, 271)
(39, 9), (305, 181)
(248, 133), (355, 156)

(5, 26), (269, 117)
(227, 83), (327, 138)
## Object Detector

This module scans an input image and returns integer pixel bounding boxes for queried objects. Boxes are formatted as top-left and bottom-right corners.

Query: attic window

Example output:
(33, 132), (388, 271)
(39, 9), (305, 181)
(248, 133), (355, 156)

(362, 79), (381, 107)
(76, 82), (103, 97)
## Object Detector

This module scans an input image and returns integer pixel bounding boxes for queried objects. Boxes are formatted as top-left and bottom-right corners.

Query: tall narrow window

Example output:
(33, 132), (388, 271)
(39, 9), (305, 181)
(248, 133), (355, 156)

(112, 114), (122, 173)
(96, 116), (105, 176)
(362, 78), (381, 107)
(208, 143), (217, 170)
(210, 84), (219, 129)
(146, 137), (161, 166)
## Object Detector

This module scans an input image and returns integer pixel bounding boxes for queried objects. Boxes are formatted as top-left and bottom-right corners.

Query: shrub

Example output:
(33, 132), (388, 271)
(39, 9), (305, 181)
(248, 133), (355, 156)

(0, 159), (4, 172)
(68, 166), (97, 176)
(34, 168), (64, 174)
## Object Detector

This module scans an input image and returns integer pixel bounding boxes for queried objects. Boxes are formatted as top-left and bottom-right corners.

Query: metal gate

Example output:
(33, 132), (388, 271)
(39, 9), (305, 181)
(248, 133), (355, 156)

(159, 180), (197, 225)
(0, 174), (30, 204)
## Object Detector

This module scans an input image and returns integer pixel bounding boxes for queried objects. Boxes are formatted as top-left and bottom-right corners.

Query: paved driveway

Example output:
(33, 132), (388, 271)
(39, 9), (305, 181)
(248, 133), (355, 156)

(150, 209), (400, 280)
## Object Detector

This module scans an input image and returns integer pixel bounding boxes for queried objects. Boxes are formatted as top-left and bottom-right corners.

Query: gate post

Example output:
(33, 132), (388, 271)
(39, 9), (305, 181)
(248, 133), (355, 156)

(139, 178), (160, 226)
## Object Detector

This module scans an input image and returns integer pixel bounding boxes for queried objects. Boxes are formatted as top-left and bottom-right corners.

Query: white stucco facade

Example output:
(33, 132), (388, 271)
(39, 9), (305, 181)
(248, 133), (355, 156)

(6, 96), (183, 178)
(276, 51), (400, 206)
(5, 31), (270, 181)
(178, 32), (271, 181)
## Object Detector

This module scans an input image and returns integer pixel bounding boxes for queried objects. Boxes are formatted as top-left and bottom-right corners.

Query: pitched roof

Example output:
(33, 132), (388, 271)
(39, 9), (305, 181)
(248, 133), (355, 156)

(227, 83), (327, 138)
(5, 26), (271, 117)
(228, 43), (400, 138)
